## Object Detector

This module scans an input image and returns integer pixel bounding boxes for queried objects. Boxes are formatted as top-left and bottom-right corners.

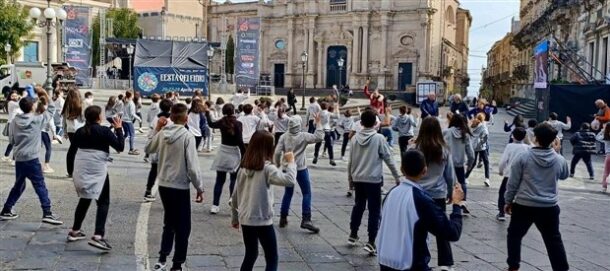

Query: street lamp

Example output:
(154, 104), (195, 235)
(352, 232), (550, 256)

(29, 2), (67, 92)
(337, 57), (345, 89)
(207, 46), (215, 101)
(300, 51), (308, 110)
(4, 43), (11, 65)
(126, 44), (134, 89)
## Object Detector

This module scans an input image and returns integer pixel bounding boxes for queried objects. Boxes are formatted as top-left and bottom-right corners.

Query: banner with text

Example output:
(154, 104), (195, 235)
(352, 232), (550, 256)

(134, 67), (207, 95)
(235, 17), (260, 91)
(533, 40), (549, 89)
(64, 6), (92, 87)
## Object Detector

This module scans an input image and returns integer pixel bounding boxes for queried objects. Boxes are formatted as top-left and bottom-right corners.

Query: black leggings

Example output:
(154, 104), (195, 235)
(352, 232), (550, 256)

(72, 175), (110, 236)
(195, 136), (203, 150)
(398, 136), (413, 154)
(341, 132), (350, 157)
(67, 133), (77, 176)
(146, 163), (158, 192)
(241, 225), (278, 271)
(466, 150), (489, 179)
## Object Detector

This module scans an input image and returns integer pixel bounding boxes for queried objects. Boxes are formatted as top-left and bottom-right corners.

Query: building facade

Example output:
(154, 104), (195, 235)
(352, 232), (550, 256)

(14, 0), (112, 64)
(484, 32), (516, 105)
(137, 0), (472, 94)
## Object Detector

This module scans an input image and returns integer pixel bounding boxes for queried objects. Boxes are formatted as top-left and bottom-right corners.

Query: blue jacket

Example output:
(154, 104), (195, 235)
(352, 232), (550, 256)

(467, 105), (498, 121)
(420, 99), (439, 118)
(377, 179), (462, 271)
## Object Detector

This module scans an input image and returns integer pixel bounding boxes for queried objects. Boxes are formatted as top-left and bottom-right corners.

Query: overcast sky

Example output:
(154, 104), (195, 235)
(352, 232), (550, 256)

(216, 0), (520, 96)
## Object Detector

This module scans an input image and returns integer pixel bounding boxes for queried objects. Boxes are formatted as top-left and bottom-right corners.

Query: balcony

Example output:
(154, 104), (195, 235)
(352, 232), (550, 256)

(329, 0), (347, 12)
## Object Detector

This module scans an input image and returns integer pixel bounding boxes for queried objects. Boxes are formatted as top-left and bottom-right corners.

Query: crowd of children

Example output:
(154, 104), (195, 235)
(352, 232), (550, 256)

(0, 84), (607, 271)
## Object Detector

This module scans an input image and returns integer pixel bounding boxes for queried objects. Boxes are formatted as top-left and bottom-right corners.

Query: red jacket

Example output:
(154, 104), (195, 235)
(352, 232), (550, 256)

(364, 84), (385, 114)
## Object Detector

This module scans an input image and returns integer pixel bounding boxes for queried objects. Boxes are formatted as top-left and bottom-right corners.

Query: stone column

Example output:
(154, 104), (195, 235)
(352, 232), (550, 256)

(286, 18), (294, 87)
(307, 27), (315, 87)
(260, 29), (265, 74)
(352, 20), (361, 75)
(380, 13), (390, 89)
(362, 15), (369, 75)
(317, 42), (324, 87)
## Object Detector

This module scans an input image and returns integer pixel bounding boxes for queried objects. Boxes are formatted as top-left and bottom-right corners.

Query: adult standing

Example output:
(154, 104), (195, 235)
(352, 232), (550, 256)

(286, 89), (297, 114)
(593, 99), (610, 154)
(420, 93), (439, 119)
(363, 80), (385, 114)
(450, 94), (469, 117)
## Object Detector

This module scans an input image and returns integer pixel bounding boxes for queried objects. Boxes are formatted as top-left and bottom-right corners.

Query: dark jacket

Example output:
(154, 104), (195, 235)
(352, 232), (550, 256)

(72, 123), (125, 154)
(206, 112), (246, 155)
(450, 101), (469, 116)
(570, 129), (597, 154)
(420, 99), (439, 118)
(287, 92), (297, 105)
(468, 105), (498, 121)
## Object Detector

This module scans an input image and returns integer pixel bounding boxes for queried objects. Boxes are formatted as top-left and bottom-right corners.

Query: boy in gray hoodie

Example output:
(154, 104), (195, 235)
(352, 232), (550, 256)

(347, 109), (401, 255)
(0, 98), (63, 225)
(275, 114), (324, 233)
(145, 103), (204, 271)
(504, 123), (569, 271)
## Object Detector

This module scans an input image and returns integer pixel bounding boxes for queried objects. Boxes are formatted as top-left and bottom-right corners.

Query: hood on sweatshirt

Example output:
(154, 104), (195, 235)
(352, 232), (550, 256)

(356, 128), (378, 145)
(14, 113), (37, 133)
(529, 148), (560, 168)
(162, 124), (190, 144)
(471, 123), (486, 135)
(449, 127), (464, 139)
(288, 115), (302, 134)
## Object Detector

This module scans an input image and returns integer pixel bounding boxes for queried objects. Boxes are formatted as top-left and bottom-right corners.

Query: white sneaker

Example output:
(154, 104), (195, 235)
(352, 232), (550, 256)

(484, 179), (490, 187)
(341, 156), (348, 162)
(439, 266), (455, 271)
(43, 166), (55, 174)
(9, 160), (15, 166)
(465, 178), (470, 185)
(1, 156), (10, 162)
(210, 205), (220, 214)
(51, 140), (59, 145)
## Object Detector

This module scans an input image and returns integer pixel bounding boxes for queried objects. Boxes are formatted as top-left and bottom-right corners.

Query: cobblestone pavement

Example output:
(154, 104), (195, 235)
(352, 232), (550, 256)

(1, 108), (609, 271)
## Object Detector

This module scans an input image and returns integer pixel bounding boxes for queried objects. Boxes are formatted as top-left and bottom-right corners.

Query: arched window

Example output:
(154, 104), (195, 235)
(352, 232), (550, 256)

(446, 6), (455, 25)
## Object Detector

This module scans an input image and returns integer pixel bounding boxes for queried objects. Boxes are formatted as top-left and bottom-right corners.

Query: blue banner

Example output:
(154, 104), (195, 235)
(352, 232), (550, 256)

(534, 40), (548, 89)
(64, 6), (92, 87)
(235, 17), (260, 91)
(134, 67), (207, 95)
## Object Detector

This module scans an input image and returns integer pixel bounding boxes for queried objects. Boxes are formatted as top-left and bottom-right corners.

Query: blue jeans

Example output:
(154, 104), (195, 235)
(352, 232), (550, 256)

(41, 132), (52, 163)
(380, 128), (393, 146)
(1, 159), (52, 215)
(55, 126), (63, 137)
(280, 169), (312, 218)
(213, 171), (237, 206)
(123, 122), (136, 151)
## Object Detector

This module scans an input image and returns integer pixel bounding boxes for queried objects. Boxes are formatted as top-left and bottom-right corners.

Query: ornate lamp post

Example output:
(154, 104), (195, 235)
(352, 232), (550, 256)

(337, 57), (345, 89)
(126, 44), (134, 89)
(300, 51), (308, 110)
(4, 43), (11, 65)
(207, 46), (215, 101)
(29, 2), (67, 92)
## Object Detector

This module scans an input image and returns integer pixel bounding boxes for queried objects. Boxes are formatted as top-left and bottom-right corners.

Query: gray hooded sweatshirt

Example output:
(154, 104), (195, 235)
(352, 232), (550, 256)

(145, 124), (204, 193)
(392, 114), (417, 137)
(348, 128), (401, 183)
(470, 123), (489, 152)
(505, 147), (569, 207)
(412, 146), (455, 199)
(274, 115), (324, 170)
(231, 161), (296, 226)
(9, 113), (44, 162)
(443, 127), (475, 168)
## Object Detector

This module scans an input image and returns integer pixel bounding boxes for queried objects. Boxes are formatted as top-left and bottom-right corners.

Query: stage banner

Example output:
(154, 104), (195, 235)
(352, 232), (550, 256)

(64, 6), (92, 87)
(235, 17), (260, 91)
(134, 67), (207, 95)
(533, 40), (549, 89)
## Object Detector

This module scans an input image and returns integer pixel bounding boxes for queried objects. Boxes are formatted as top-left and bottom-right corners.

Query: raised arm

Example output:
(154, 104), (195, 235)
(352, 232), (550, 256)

(266, 163), (296, 187)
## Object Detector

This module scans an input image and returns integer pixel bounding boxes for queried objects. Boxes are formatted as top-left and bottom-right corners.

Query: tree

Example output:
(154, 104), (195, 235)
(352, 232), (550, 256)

(0, 0), (33, 65)
(92, 8), (141, 68)
(225, 34), (234, 75)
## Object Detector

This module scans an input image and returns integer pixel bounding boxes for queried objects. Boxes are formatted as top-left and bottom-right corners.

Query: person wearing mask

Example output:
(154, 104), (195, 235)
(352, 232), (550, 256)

(0, 97), (63, 225)
(146, 104), (204, 271)
(208, 104), (246, 214)
(420, 93), (439, 119)
(412, 117), (456, 270)
(504, 123), (569, 271)
(305, 97), (321, 134)
(62, 88), (85, 178)
(444, 114), (475, 215)
(122, 91), (142, 155)
(68, 105), (124, 251)
(347, 109), (401, 255)
(497, 127), (530, 221)
(569, 123), (596, 180)
(377, 150), (463, 271)
(275, 114), (324, 233)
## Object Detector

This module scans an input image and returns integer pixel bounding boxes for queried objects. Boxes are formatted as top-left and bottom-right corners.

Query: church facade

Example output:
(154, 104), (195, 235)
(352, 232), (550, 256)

(207, 0), (471, 94)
